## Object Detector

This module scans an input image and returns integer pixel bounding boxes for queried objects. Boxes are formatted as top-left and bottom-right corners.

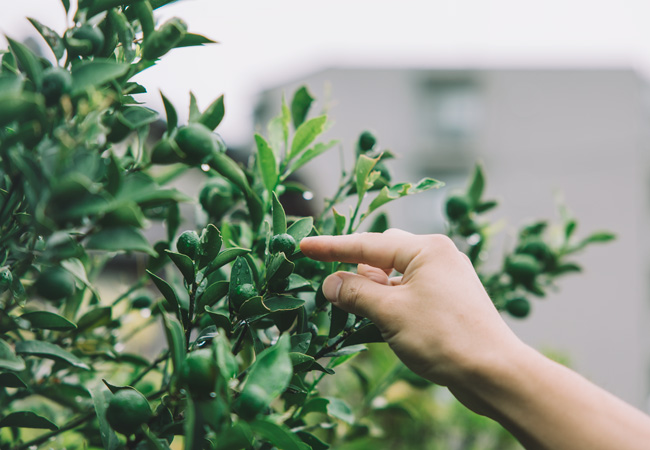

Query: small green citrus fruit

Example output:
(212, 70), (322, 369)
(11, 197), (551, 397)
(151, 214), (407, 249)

(269, 233), (296, 254)
(176, 230), (200, 259)
(178, 349), (218, 397)
(106, 389), (152, 436)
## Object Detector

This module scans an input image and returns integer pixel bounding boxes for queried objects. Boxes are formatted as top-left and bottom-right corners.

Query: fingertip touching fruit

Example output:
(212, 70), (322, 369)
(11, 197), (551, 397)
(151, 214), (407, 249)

(35, 267), (75, 301)
(174, 123), (218, 165)
(178, 349), (218, 397)
(505, 254), (541, 285)
(269, 233), (296, 255)
(446, 195), (470, 221)
(505, 297), (531, 318)
(41, 68), (72, 106)
(105, 388), (152, 436)
(357, 131), (376, 152)
(176, 230), (200, 259)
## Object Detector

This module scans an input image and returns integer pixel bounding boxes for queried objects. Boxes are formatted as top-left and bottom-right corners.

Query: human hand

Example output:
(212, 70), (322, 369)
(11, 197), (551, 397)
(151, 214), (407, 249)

(300, 229), (524, 389)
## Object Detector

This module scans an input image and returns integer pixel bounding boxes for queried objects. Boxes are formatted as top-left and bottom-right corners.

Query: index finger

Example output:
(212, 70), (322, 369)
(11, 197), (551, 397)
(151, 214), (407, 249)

(300, 229), (423, 274)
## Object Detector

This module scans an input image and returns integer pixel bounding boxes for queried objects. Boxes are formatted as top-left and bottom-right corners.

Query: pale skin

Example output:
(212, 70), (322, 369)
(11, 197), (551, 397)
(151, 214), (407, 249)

(300, 229), (650, 450)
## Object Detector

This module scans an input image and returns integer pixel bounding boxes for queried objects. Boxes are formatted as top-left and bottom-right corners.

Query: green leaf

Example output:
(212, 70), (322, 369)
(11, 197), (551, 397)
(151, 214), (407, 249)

(0, 372), (27, 388)
(0, 411), (58, 430)
(238, 296), (267, 319)
(583, 231), (616, 244)
(208, 152), (251, 195)
(109, 9), (135, 63)
(177, 33), (217, 48)
(148, 271), (182, 321)
(20, 311), (77, 331)
(565, 220), (577, 240)
(329, 305), (349, 338)
(15, 341), (90, 370)
(285, 139), (338, 176)
(290, 353), (333, 374)
(341, 323), (383, 347)
(265, 296), (305, 312)
(230, 256), (253, 288)
(87, 227), (157, 256)
(466, 163), (485, 207)
(286, 217), (314, 242)
(205, 306), (231, 334)
(198, 224), (222, 270)
(290, 333), (311, 353)
(89, 385), (121, 450)
(76, 307), (111, 333)
(297, 431), (330, 450)
(256, 134), (278, 195)
(241, 336), (292, 408)
(205, 247), (250, 274)
(70, 61), (130, 95)
(0, 339), (26, 371)
(266, 253), (294, 284)
(332, 208), (346, 236)
(198, 280), (229, 311)
(199, 94), (225, 131)
(361, 178), (444, 221)
(368, 212), (389, 233)
(189, 91), (200, 123)
(160, 312), (186, 372)
(286, 273), (312, 291)
(160, 90), (178, 131)
(60, 258), (100, 300)
(289, 115), (327, 160)
(165, 250), (195, 285)
(28, 18), (65, 60)
(250, 419), (310, 450)
(290, 86), (314, 129)
(325, 397), (354, 424)
(7, 37), (43, 89)
(355, 154), (380, 201)
(214, 333), (238, 380)
(272, 192), (286, 235)
(216, 422), (255, 450)
(61, 0), (70, 13)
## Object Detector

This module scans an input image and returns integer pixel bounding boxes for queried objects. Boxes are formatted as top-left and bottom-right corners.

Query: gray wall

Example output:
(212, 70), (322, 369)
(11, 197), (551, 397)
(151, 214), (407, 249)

(255, 67), (650, 408)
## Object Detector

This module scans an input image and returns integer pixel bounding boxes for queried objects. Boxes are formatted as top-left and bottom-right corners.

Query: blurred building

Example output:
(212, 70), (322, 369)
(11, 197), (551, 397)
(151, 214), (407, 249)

(254, 67), (650, 409)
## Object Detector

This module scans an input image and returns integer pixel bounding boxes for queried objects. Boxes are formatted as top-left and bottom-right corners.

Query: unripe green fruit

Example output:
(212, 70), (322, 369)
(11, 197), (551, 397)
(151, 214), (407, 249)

(0, 267), (12, 292)
(358, 131), (376, 152)
(105, 389), (152, 436)
(505, 297), (531, 318)
(230, 283), (257, 308)
(41, 68), (72, 106)
(174, 123), (218, 165)
(35, 267), (75, 301)
(269, 233), (296, 255)
(178, 349), (218, 397)
(446, 195), (470, 221)
(517, 239), (553, 269)
(199, 178), (235, 219)
(176, 230), (200, 259)
(505, 254), (541, 285)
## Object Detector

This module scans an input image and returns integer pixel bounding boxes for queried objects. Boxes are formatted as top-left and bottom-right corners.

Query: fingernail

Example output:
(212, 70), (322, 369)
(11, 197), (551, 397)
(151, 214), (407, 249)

(322, 274), (342, 303)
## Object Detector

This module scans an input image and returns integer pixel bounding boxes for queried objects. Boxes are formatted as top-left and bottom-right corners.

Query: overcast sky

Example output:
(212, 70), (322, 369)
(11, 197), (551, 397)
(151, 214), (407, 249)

(3, 0), (650, 144)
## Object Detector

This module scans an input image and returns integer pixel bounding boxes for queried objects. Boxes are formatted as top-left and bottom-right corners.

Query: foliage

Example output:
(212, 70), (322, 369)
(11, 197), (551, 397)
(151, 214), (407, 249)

(0, 1), (613, 449)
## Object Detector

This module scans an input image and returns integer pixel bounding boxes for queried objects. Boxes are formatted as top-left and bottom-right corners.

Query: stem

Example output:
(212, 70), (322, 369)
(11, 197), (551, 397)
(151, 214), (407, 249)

(14, 410), (95, 450)
(129, 350), (170, 387)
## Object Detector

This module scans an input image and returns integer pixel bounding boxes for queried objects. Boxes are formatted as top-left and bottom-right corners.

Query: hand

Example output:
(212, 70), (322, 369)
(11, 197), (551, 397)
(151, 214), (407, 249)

(300, 229), (522, 388)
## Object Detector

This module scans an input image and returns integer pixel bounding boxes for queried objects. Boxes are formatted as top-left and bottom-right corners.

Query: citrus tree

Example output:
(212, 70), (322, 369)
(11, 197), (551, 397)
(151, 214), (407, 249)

(0, 1), (614, 449)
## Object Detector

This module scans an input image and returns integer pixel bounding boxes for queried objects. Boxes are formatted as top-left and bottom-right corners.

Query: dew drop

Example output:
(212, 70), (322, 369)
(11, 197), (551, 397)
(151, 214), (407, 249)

(201, 164), (210, 172)
(302, 191), (314, 200)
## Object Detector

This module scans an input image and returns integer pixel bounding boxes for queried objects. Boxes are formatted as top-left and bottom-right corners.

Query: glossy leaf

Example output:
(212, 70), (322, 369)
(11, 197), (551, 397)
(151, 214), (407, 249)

(214, 333), (238, 380)
(466, 163), (485, 207)
(240, 336), (291, 409)
(290, 86), (314, 129)
(21, 311), (77, 331)
(199, 94), (225, 130)
(87, 226), (157, 256)
(361, 178), (443, 221)
(285, 139), (338, 176)
(28, 17), (65, 60)
(355, 154), (380, 201)
(0, 339), (26, 371)
(7, 37), (42, 89)
(205, 306), (231, 334)
(197, 280), (229, 311)
(341, 323), (384, 347)
(332, 208), (346, 236)
(0, 372), (27, 388)
(165, 250), (195, 285)
(256, 134), (278, 195)
(286, 216), (314, 242)
(272, 192), (286, 235)
(160, 312), (186, 372)
(0, 411), (58, 430)
(289, 115), (327, 160)
(15, 341), (90, 370)
(251, 419), (310, 450)
(89, 385), (121, 450)
(70, 61), (130, 95)
(160, 90), (178, 131)
(189, 91), (200, 123)
(266, 253), (294, 283)
(76, 307), (111, 333)
(148, 270), (182, 320)
(329, 305), (349, 338)
(205, 247), (250, 274)
(325, 397), (354, 424)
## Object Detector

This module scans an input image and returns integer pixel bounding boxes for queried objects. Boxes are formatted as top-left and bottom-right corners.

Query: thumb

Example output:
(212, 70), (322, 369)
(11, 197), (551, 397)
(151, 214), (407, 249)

(322, 271), (391, 321)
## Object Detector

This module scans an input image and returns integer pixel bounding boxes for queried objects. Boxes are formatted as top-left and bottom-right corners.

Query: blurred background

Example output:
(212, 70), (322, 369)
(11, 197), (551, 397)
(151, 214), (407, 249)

(3, 0), (650, 430)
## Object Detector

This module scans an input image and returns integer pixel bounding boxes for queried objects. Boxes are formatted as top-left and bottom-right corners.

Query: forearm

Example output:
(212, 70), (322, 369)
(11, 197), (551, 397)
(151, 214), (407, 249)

(454, 341), (650, 450)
